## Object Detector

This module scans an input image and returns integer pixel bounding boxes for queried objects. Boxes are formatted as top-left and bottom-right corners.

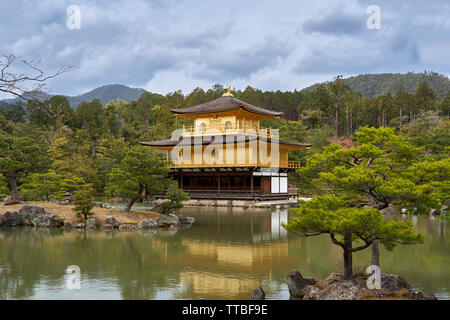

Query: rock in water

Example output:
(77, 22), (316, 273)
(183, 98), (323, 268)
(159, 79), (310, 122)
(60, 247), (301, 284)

(18, 204), (45, 225)
(119, 224), (137, 230)
(105, 216), (120, 227)
(380, 207), (400, 214)
(408, 288), (437, 300)
(179, 216), (195, 225)
(381, 273), (411, 291)
(64, 221), (73, 229)
(324, 273), (343, 285)
(0, 211), (20, 227)
(317, 280), (360, 300)
(157, 214), (180, 227)
(137, 219), (158, 229)
(286, 270), (316, 297)
(303, 285), (320, 300)
(86, 218), (96, 229)
(251, 287), (265, 300)
(34, 213), (59, 228)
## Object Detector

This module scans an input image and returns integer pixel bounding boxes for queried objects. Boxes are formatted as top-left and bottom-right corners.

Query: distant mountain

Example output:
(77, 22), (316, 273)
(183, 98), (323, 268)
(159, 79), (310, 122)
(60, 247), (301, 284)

(0, 100), (13, 110)
(67, 84), (148, 107)
(1, 84), (149, 108)
(305, 72), (450, 98)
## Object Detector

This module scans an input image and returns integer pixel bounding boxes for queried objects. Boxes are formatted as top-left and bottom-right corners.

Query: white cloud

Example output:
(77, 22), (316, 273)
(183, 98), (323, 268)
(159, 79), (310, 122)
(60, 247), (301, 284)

(0, 0), (449, 97)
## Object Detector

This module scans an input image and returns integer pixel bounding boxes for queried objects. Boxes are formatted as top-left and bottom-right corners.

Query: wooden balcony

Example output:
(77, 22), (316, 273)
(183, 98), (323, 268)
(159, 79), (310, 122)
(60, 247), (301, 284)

(168, 160), (300, 169)
(182, 124), (273, 137)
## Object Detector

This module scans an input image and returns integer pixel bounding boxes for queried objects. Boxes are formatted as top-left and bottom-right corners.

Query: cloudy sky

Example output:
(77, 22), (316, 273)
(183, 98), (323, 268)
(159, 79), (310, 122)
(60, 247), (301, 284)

(1, 0), (449, 97)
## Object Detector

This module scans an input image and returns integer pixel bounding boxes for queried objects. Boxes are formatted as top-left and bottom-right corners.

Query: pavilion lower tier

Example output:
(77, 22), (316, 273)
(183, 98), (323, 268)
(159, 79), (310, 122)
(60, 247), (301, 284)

(168, 167), (295, 200)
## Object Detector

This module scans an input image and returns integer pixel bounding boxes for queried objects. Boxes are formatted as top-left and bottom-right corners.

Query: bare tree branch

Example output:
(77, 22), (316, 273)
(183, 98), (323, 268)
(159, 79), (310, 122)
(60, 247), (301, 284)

(0, 54), (77, 106)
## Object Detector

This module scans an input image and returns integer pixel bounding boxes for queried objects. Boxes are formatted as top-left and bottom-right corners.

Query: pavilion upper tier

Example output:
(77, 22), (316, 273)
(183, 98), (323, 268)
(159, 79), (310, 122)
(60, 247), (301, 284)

(171, 93), (283, 138)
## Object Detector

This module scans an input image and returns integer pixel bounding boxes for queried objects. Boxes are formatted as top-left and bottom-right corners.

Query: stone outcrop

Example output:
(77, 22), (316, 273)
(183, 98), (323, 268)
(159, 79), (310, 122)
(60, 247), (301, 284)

(302, 285), (320, 300)
(286, 270), (316, 297)
(18, 204), (45, 225)
(34, 213), (60, 228)
(380, 207), (400, 214)
(64, 221), (73, 229)
(157, 214), (180, 227)
(0, 211), (20, 227)
(105, 216), (120, 227)
(251, 287), (265, 300)
(408, 287), (436, 300)
(179, 216), (195, 225)
(381, 273), (411, 291)
(317, 280), (360, 300)
(86, 218), (96, 229)
(137, 219), (158, 229)
(151, 199), (171, 214)
(119, 224), (137, 230)
(291, 271), (437, 300)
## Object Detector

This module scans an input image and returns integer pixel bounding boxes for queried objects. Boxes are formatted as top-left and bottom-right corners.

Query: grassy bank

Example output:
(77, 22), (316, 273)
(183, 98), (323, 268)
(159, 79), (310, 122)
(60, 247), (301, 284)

(0, 201), (162, 225)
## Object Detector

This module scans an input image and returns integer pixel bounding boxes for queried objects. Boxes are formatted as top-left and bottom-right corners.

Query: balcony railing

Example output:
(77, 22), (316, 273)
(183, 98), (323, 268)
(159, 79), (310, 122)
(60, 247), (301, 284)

(182, 124), (273, 137)
(168, 160), (300, 169)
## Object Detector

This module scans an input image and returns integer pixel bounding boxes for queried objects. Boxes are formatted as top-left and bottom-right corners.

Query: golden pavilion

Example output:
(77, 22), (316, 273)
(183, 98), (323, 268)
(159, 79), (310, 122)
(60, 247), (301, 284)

(140, 88), (311, 200)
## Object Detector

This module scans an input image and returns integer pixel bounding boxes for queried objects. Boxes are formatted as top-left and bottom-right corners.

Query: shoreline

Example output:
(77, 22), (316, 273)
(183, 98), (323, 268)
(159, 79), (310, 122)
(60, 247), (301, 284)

(181, 198), (311, 209)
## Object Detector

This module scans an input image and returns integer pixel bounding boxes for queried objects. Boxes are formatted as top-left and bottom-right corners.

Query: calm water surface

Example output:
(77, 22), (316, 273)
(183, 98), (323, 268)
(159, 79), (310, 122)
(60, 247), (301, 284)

(0, 206), (448, 299)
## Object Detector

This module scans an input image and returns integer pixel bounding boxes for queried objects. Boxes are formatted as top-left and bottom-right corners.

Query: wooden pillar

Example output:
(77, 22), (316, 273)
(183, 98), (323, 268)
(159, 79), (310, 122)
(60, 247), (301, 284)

(218, 174), (221, 193)
(251, 174), (254, 193)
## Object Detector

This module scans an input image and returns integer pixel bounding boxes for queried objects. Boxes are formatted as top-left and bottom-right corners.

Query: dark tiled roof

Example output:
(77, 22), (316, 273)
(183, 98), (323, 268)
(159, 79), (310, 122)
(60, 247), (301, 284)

(171, 96), (283, 117)
(140, 134), (311, 148)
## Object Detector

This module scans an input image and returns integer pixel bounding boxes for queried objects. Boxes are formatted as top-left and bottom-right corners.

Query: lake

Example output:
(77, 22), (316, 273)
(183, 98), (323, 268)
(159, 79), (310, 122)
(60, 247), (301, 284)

(0, 206), (448, 299)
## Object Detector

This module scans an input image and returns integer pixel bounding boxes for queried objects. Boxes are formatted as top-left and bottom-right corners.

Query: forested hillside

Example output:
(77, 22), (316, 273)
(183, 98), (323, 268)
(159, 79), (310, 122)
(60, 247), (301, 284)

(0, 80), (449, 201)
(306, 72), (450, 98)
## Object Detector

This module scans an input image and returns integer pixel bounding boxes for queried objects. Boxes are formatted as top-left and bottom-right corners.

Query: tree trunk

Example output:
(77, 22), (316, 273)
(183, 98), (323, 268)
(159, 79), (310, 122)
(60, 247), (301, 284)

(372, 239), (380, 266)
(399, 106), (402, 129)
(124, 197), (138, 213)
(124, 183), (144, 213)
(343, 231), (353, 280)
(9, 173), (19, 200)
(335, 107), (339, 137)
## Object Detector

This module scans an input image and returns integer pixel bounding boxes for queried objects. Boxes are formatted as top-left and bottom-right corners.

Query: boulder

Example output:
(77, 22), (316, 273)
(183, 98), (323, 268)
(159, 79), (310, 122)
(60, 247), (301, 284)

(429, 209), (440, 216)
(324, 273), (343, 284)
(75, 223), (85, 229)
(286, 270), (316, 297)
(381, 273), (411, 291)
(251, 287), (265, 300)
(157, 214), (180, 227)
(0, 211), (20, 227)
(303, 285), (320, 300)
(105, 216), (120, 227)
(317, 280), (360, 300)
(371, 203), (386, 210)
(34, 213), (59, 228)
(179, 216), (195, 225)
(168, 224), (180, 231)
(119, 224), (137, 230)
(18, 204), (46, 225)
(64, 221), (73, 229)
(100, 224), (114, 230)
(151, 199), (171, 214)
(380, 207), (400, 215)
(86, 218), (96, 229)
(137, 219), (158, 229)
(408, 288), (437, 300)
